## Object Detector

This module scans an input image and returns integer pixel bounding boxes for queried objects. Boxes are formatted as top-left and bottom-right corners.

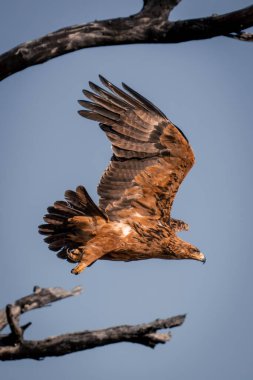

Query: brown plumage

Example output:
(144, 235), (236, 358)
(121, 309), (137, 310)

(39, 76), (205, 275)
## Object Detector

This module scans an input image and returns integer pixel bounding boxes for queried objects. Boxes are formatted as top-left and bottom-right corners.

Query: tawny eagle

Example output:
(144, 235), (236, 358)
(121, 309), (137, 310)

(39, 76), (205, 274)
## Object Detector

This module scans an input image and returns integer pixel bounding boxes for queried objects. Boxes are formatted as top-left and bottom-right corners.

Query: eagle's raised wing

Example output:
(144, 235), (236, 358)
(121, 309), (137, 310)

(78, 76), (195, 223)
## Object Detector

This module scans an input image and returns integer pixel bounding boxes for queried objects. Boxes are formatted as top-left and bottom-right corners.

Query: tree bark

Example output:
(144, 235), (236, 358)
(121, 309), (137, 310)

(0, 1), (252, 81)
(0, 286), (185, 361)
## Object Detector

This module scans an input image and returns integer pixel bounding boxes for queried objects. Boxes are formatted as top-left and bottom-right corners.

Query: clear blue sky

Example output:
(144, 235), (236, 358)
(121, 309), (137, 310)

(1, 1), (253, 379)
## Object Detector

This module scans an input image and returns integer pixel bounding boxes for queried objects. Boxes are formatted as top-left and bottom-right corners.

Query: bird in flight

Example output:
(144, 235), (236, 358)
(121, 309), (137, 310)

(39, 75), (205, 275)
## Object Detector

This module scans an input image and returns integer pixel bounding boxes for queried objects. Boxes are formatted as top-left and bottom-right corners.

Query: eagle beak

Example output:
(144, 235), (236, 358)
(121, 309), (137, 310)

(200, 252), (206, 264)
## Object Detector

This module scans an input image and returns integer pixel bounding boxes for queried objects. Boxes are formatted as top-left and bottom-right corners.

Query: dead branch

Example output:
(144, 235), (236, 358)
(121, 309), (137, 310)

(0, 286), (82, 331)
(0, 1), (253, 81)
(0, 286), (185, 361)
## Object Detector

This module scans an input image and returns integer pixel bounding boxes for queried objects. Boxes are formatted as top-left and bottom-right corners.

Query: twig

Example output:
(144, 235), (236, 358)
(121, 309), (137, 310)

(226, 31), (253, 41)
(0, 2), (253, 81)
(5, 305), (23, 343)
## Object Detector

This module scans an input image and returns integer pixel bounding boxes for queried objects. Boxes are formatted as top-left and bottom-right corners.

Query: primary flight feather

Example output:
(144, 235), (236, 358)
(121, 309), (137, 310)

(39, 76), (205, 274)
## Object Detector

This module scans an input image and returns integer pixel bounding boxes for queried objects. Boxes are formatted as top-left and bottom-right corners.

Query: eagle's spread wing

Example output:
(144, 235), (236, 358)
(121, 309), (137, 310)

(79, 76), (195, 222)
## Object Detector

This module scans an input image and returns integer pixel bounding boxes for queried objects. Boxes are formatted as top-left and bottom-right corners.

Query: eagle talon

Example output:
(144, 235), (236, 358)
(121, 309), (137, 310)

(67, 248), (83, 262)
(71, 262), (86, 275)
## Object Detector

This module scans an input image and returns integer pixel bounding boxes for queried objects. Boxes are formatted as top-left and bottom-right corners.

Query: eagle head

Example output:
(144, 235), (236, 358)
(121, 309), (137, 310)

(165, 236), (206, 263)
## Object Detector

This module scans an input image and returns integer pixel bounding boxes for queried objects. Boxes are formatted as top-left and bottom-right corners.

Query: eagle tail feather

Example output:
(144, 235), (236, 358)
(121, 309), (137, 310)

(39, 186), (107, 261)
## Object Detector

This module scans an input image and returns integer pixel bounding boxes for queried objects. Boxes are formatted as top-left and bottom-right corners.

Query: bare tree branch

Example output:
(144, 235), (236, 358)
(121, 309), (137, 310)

(0, 286), (185, 361)
(0, 315), (185, 361)
(0, 1), (253, 81)
(0, 286), (82, 331)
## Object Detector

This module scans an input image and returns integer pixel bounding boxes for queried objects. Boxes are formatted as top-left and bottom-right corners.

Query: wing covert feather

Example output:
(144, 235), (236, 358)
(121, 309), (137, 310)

(79, 76), (195, 222)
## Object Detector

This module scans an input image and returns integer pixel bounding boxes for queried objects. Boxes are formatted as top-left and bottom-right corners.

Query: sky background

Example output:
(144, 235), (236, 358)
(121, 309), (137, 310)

(1, 1), (253, 379)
